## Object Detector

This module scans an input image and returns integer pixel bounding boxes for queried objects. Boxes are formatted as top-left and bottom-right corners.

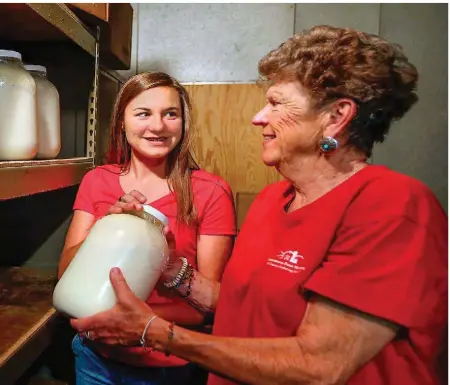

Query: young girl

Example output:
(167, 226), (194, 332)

(58, 72), (236, 385)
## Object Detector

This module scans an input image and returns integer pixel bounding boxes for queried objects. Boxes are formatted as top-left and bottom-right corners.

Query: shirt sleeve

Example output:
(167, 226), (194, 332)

(73, 170), (96, 215)
(304, 217), (448, 329)
(198, 181), (237, 236)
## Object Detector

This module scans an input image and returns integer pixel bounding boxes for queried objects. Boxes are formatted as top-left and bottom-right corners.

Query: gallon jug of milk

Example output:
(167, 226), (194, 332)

(53, 205), (169, 318)
(24, 65), (61, 159)
(0, 50), (37, 160)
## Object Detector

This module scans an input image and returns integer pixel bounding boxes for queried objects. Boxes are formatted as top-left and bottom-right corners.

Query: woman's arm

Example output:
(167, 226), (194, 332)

(72, 269), (398, 385)
(162, 179), (236, 315)
(58, 210), (95, 279)
(197, 234), (234, 281)
(152, 295), (397, 385)
(160, 234), (233, 315)
(153, 234), (234, 325)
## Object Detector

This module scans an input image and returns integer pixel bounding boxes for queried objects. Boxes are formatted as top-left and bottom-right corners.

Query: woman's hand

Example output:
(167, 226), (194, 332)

(108, 190), (147, 214)
(71, 268), (155, 346)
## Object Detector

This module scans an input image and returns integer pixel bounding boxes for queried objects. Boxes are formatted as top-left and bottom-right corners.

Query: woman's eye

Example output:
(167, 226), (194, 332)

(136, 112), (148, 117)
(269, 100), (280, 107)
(165, 111), (178, 118)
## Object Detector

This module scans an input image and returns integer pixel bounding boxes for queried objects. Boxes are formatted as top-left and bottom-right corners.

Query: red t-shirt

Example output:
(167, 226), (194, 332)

(73, 164), (237, 367)
(209, 165), (447, 385)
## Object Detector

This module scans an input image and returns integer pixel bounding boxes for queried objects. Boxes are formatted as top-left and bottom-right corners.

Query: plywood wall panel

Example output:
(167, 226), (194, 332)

(185, 83), (283, 198)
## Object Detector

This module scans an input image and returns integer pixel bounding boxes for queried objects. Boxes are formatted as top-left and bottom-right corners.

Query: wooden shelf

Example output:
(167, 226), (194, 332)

(0, 3), (96, 57)
(0, 267), (59, 385)
(0, 158), (93, 200)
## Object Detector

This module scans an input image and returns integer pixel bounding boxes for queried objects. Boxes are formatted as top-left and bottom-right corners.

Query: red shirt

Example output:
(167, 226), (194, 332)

(209, 165), (447, 385)
(73, 164), (237, 367)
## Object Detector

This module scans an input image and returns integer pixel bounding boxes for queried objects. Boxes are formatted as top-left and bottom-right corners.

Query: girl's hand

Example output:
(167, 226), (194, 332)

(160, 226), (183, 283)
(108, 190), (147, 214)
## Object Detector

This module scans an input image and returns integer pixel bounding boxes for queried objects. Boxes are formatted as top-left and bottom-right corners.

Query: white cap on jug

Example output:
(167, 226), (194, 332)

(0, 50), (22, 61)
(24, 65), (47, 74)
(142, 205), (169, 226)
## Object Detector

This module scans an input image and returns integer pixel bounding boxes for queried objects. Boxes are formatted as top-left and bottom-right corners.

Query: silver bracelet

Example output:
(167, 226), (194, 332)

(164, 257), (188, 289)
(140, 315), (157, 352)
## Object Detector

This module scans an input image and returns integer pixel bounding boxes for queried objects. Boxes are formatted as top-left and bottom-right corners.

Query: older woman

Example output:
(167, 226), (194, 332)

(71, 26), (447, 385)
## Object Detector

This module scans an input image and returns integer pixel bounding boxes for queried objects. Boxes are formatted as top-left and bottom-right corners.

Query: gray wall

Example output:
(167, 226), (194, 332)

(375, 4), (448, 210)
(120, 3), (295, 82)
(294, 3), (380, 34)
(119, 3), (448, 209)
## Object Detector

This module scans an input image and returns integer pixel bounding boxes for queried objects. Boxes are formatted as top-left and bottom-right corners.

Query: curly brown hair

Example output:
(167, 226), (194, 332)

(258, 25), (419, 157)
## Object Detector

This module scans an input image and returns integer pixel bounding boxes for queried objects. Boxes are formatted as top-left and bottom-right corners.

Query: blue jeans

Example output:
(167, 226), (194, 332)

(72, 334), (193, 385)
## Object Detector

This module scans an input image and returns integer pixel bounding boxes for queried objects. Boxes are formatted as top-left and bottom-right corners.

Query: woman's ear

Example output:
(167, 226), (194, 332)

(323, 98), (358, 138)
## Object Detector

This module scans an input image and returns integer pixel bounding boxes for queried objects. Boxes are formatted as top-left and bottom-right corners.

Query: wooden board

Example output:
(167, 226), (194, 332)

(0, 267), (58, 385)
(236, 192), (258, 231)
(185, 83), (283, 202)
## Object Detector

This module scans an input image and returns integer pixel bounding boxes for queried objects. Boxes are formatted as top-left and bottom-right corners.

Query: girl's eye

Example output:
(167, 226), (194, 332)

(165, 111), (178, 118)
(136, 112), (148, 117)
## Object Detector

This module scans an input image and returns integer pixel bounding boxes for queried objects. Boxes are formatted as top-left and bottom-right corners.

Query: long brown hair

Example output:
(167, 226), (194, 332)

(106, 72), (199, 224)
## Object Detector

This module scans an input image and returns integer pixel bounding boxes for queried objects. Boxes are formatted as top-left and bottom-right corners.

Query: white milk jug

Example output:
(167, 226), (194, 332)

(24, 65), (61, 159)
(0, 50), (37, 160)
(53, 205), (169, 318)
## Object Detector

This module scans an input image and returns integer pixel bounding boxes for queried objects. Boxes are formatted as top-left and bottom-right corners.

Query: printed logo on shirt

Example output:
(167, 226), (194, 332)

(267, 250), (306, 274)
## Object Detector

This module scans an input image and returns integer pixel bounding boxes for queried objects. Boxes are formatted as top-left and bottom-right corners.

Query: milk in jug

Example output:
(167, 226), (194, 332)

(53, 205), (169, 318)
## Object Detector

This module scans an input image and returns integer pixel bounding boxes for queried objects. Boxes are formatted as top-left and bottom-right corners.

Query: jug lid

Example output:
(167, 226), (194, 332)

(24, 64), (47, 74)
(142, 205), (169, 226)
(0, 50), (22, 60)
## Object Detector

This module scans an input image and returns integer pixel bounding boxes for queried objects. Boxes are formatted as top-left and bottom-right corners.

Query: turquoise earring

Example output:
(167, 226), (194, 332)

(319, 136), (339, 154)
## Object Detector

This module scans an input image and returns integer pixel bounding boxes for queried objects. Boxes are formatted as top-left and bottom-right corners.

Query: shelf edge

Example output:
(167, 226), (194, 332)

(0, 159), (93, 200)
(26, 3), (96, 56)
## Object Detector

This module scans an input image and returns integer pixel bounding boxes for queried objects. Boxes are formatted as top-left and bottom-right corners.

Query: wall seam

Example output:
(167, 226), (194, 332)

(293, 3), (297, 35)
(136, 3), (140, 74)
